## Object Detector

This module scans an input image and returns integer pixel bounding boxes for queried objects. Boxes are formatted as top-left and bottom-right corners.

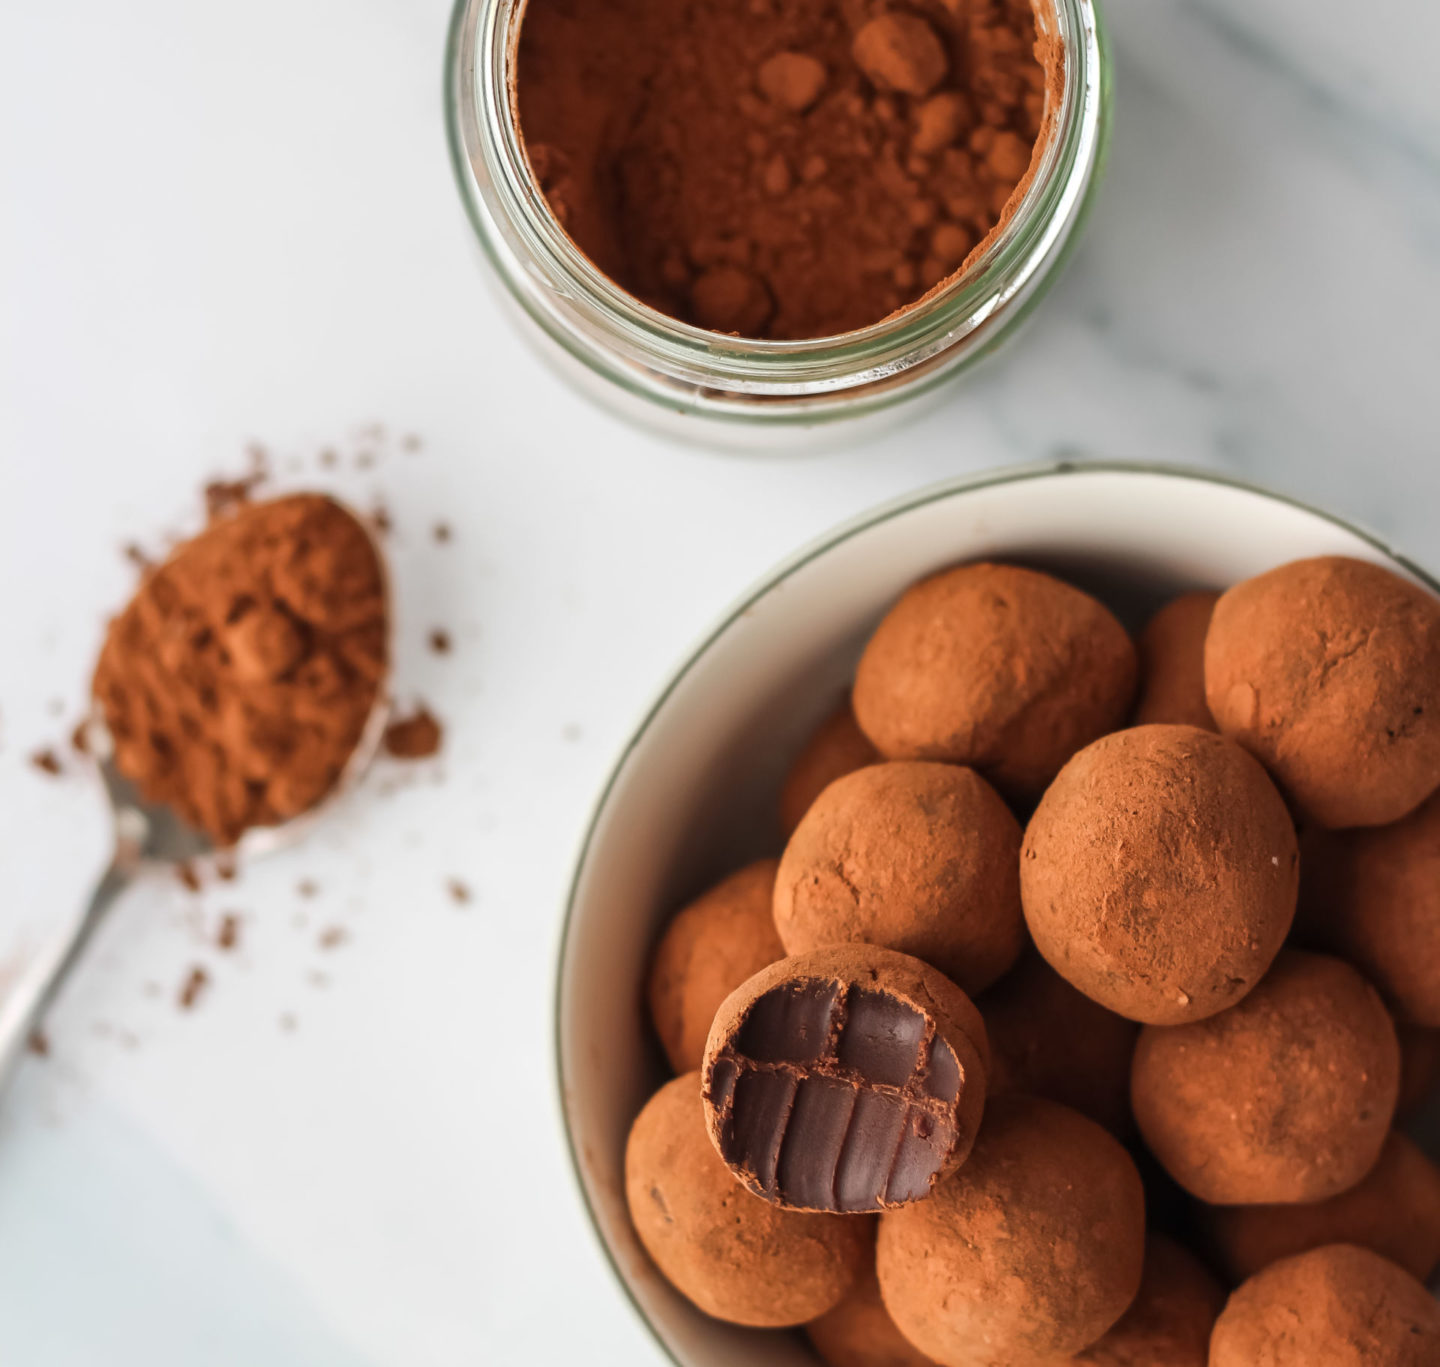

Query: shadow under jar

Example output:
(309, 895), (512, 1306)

(446, 0), (1112, 442)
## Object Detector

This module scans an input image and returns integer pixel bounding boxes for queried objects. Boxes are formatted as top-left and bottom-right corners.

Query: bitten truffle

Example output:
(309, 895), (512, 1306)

(1131, 950), (1401, 1204)
(1300, 789), (1440, 1026)
(702, 946), (989, 1212)
(807, 1256), (938, 1367)
(775, 761), (1024, 996)
(1044, 1236), (1224, 1367)
(1398, 1024), (1440, 1121)
(1205, 556), (1440, 828)
(852, 563), (1136, 799)
(1205, 1131), (1440, 1285)
(1021, 725), (1298, 1025)
(779, 699), (880, 836)
(876, 1096), (1146, 1367)
(647, 860), (785, 1074)
(1133, 591), (1219, 730)
(1209, 1244), (1440, 1367)
(979, 951), (1139, 1136)
(624, 1073), (870, 1326)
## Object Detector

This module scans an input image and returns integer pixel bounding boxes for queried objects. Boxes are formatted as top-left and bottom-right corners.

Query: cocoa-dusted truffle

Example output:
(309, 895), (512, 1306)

(1300, 789), (1440, 1026)
(1131, 950), (1401, 1204)
(1205, 556), (1440, 829)
(624, 1073), (870, 1326)
(647, 860), (785, 1074)
(1050, 1236), (1224, 1367)
(852, 563), (1136, 798)
(1209, 1244), (1440, 1367)
(979, 951), (1139, 1136)
(876, 1095), (1146, 1367)
(780, 699), (880, 837)
(702, 946), (988, 1213)
(1021, 725), (1298, 1025)
(775, 762), (1023, 996)
(1398, 1023), (1440, 1120)
(1205, 1131), (1440, 1285)
(807, 1256), (938, 1367)
(1133, 591), (1219, 730)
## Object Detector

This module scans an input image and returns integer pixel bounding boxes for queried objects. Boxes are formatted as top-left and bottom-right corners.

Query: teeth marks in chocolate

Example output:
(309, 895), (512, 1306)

(704, 978), (962, 1212)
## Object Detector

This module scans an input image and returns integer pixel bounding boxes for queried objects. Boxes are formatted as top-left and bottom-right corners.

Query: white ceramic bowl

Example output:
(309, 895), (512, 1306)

(557, 462), (1440, 1367)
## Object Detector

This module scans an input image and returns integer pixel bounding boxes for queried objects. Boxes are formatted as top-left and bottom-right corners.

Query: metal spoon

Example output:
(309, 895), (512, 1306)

(0, 519), (392, 1089)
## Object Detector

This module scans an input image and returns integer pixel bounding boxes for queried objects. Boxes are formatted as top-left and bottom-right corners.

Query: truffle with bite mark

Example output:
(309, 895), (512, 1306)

(1205, 555), (1440, 828)
(1131, 950), (1400, 1204)
(1133, 591), (1219, 730)
(853, 563), (1136, 799)
(1300, 789), (1440, 1026)
(702, 946), (988, 1213)
(776, 761), (1023, 996)
(1204, 1131), (1440, 1285)
(979, 951), (1138, 1136)
(807, 1254), (938, 1367)
(1021, 725), (1298, 1025)
(876, 1095), (1146, 1367)
(1208, 1244), (1440, 1367)
(647, 860), (785, 1074)
(624, 1073), (870, 1326)
(780, 699), (880, 836)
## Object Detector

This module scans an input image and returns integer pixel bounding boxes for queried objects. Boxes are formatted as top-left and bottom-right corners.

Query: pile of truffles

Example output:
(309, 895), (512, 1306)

(627, 556), (1440, 1367)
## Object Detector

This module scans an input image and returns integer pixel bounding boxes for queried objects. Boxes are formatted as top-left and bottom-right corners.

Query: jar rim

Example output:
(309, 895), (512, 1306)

(446, 0), (1108, 400)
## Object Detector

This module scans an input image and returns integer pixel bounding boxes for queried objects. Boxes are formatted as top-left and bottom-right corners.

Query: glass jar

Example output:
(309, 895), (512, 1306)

(445, 0), (1112, 441)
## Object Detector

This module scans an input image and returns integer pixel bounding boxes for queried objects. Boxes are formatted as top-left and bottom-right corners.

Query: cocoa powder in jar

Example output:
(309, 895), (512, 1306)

(516, 0), (1060, 340)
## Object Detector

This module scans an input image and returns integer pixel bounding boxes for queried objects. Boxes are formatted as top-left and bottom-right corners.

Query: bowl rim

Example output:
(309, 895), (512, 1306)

(553, 457), (1435, 1366)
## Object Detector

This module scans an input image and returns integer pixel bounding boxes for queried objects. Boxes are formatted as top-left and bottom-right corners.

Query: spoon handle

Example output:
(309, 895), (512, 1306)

(0, 859), (136, 1092)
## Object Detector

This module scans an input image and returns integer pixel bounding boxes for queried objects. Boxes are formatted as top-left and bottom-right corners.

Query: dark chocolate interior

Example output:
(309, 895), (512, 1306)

(705, 979), (963, 1211)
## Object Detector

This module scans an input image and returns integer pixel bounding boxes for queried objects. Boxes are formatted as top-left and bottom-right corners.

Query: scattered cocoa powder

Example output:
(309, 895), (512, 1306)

(178, 966), (209, 1010)
(93, 494), (388, 847)
(432, 522), (452, 544)
(383, 706), (443, 760)
(29, 747), (62, 777)
(216, 914), (241, 951)
(318, 925), (348, 949)
(27, 1030), (49, 1058)
(429, 629), (452, 655)
(517, 0), (1060, 339)
(447, 878), (472, 905)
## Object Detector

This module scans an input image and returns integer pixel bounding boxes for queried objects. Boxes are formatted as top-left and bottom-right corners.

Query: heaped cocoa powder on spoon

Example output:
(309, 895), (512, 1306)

(516, 0), (1059, 339)
(92, 494), (388, 847)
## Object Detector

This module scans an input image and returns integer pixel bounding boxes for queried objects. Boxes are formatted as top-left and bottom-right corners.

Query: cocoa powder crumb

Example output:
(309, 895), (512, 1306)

(217, 914), (241, 951)
(177, 863), (202, 894)
(447, 878), (472, 905)
(297, 879), (319, 898)
(383, 706), (443, 760)
(30, 748), (62, 777)
(123, 543), (152, 570)
(429, 629), (452, 655)
(178, 966), (209, 1010)
(318, 925), (348, 950)
(433, 522), (452, 544)
(27, 1030), (49, 1058)
(279, 1012), (298, 1032)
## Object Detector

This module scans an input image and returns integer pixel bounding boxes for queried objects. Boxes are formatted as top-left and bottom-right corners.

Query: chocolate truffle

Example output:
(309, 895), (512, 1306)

(702, 946), (988, 1212)
(775, 761), (1024, 996)
(1133, 591), (1219, 730)
(876, 1096), (1146, 1367)
(779, 699), (880, 837)
(647, 860), (785, 1074)
(624, 1073), (870, 1326)
(852, 563), (1136, 798)
(1131, 950), (1401, 1204)
(979, 952), (1139, 1136)
(1042, 1236), (1224, 1367)
(1300, 789), (1440, 1026)
(1205, 556), (1440, 829)
(1021, 725), (1298, 1025)
(1209, 1244), (1440, 1367)
(807, 1256), (938, 1367)
(1398, 1023), (1440, 1120)
(1205, 1131), (1440, 1285)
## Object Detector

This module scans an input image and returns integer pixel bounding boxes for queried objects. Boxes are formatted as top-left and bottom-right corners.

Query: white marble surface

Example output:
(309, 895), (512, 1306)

(0, 0), (1437, 1362)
